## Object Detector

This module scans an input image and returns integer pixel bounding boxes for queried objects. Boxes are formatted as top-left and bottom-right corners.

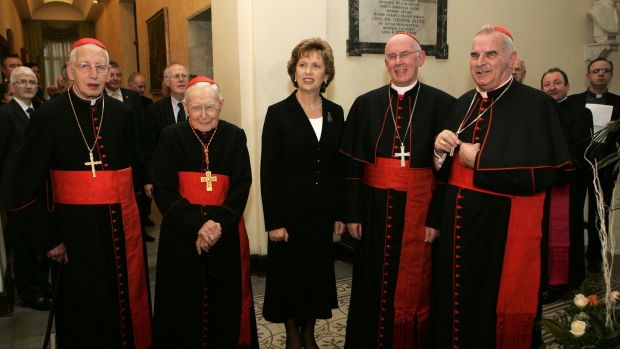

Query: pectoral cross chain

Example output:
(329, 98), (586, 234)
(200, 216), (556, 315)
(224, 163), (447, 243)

(84, 151), (102, 178)
(200, 171), (218, 192)
(394, 144), (410, 167)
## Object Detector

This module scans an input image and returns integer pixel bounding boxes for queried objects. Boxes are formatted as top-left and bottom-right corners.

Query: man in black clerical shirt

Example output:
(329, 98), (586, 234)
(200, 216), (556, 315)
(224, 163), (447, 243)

(567, 57), (620, 273)
(540, 68), (593, 303)
(0, 66), (52, 311)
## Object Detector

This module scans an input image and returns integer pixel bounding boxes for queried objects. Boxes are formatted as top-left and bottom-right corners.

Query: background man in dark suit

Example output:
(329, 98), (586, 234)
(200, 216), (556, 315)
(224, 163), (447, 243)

(105, 61), (154, 241)
(541, 67), (593, 302)
(128, 72), (155, 226)
(143, 63), (189, 199)
(128, 71), (153, 111)
(0, 66), (52, 310)
(567, 57), (620, 273)
(1, 54), (21, 83)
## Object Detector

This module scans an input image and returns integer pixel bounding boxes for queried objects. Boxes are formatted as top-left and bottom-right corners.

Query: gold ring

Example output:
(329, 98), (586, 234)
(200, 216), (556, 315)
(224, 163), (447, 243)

(439, 139), (446, 145)
(207, 236), (214, 243)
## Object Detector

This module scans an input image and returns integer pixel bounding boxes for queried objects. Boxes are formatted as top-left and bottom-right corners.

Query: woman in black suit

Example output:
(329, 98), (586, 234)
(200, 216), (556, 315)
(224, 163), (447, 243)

(261, 38), (345, 349)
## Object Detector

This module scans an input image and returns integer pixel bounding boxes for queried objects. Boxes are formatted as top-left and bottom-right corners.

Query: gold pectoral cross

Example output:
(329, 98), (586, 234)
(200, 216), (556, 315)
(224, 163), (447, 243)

(200, 171), (217, 192)
(84, 151), (102, 178)
(394, 144), (411, 167)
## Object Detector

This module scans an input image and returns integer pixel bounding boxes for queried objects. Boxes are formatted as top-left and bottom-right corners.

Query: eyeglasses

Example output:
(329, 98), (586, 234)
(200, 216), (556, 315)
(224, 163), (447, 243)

(385, 50), (420, 62)
(590, 68), (612, 74)
(188, 104), (220, 115)
(13, 79), (37, 86)
(73, 63), (110, 74)
(167, 73), (188, 81)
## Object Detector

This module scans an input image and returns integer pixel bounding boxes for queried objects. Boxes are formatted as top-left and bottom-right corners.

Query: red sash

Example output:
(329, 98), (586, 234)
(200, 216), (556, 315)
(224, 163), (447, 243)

(363, 157), (433, 348)
(51, 168), (151, 349)
(448, 156), (543, 349)
(547, 184), (570, 285)
(177, 171), (253, 346)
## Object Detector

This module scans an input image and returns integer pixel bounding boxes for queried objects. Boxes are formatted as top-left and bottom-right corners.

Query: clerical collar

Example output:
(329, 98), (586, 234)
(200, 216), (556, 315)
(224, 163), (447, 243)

(476, 76), (513, 99)
(13, 97), (33, 112)
(390, 80), (418, 96)
(586, 89), (606, 99)
(70, 86), (103, 106)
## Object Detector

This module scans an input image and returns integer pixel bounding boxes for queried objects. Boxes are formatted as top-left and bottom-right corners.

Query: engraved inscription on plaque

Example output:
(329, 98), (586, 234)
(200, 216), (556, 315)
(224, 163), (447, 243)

(360, 0), (437, 44)
(348, 0), (448, 58)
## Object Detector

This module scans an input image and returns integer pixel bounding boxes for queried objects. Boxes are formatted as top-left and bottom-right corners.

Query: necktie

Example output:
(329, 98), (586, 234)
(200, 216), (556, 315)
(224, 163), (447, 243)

(177, 102), (186, 123)
(112, 90), (122, 101)
(26, 107), (33, 118)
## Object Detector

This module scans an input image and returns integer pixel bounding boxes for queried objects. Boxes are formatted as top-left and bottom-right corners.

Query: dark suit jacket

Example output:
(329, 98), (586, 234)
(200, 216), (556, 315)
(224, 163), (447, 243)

(260, 92), (345, 231)
(106, 88), (145, 155)
(144, 96), (176, 182)
(140, 95), (153, 112)
(0, 99), (32, 210)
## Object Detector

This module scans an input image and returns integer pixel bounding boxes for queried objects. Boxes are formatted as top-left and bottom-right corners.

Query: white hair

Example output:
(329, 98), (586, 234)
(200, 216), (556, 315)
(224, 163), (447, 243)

(477, 24), (516, 54)
(183, 82), (223, 102)
(10, 66), (37, 83)
(69, 44), (110, 64)
(163, 63), (186, 78)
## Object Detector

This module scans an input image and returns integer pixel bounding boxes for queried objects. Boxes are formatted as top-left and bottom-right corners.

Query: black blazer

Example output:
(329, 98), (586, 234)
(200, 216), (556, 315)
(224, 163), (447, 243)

(260, 92), (345, 231)
(0, 99), (32, 209)
(144, 96), (176, 182)
(140, 95), (153, 112)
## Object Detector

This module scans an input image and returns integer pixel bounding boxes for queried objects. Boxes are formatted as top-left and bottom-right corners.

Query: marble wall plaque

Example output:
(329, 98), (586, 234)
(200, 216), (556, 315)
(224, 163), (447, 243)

(348, 0), (448, 58)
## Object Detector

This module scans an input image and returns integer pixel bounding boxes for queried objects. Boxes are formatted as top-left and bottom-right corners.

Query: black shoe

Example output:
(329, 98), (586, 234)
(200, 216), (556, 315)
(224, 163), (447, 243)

(142, 233), (155, 242)
(144, 217), (155, 227)
(588, 262), (602, 273)
(24, 296), (52, 311)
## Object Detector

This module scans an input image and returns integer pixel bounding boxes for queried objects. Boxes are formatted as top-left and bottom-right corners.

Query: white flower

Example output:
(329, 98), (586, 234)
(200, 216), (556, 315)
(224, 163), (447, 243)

(574, 294), (589, 308)
(570, 320), (587, 337)
(611, 291), (620, 303)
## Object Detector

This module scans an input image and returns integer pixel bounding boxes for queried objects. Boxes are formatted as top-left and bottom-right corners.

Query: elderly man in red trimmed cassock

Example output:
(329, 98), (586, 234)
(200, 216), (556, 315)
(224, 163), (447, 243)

(11, 38), (152, 348)
(431, 25), (572, 348)
(151, 76), (258, 348)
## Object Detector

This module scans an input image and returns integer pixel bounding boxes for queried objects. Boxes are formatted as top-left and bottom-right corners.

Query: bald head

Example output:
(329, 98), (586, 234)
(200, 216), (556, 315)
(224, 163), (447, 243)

(384, 33), (426, 87)
(512, 58), (526, 83)
(128, 72), (147, 95)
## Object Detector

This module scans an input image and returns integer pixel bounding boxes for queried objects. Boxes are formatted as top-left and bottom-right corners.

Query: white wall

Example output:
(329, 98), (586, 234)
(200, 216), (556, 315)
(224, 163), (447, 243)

(214, 0), (619, 255)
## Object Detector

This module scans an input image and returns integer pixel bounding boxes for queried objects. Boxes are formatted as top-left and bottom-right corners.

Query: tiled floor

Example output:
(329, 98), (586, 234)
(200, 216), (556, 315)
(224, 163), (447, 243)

(0, 216), (353, 349)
